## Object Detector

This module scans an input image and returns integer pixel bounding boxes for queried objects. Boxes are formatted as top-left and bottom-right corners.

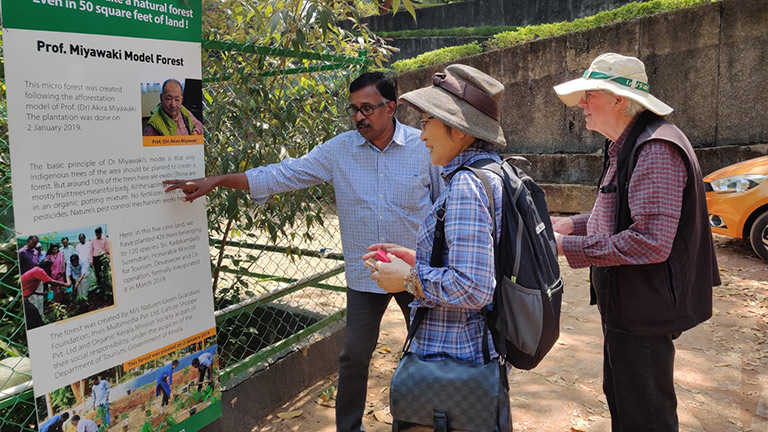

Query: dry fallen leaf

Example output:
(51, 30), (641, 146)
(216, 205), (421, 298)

(715, 362), (730, 367)
(315, 397), (336, 408)
(373, 409), (393, 424)
(230, 397), (238, 408)
(570, 418), (589, 432)
(277, 410), (303, 419)
(378, 346), (391, 353)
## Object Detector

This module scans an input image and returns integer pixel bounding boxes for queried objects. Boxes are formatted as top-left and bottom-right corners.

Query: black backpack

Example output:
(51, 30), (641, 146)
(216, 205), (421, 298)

(434, 157), (563, 370)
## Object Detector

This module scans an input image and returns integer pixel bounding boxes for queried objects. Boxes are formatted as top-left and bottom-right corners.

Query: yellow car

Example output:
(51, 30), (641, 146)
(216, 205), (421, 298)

(704, 156), (768, 261)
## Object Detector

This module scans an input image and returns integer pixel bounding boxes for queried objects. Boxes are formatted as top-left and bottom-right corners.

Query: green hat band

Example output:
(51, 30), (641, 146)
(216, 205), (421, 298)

(582, 70), (650, 93)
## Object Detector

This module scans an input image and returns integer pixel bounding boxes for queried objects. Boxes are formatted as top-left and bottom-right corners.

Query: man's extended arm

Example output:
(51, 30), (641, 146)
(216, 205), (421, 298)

(164, 136), (336, 204)
(163, 173), (249, 203)
(561, 141), (687, 268)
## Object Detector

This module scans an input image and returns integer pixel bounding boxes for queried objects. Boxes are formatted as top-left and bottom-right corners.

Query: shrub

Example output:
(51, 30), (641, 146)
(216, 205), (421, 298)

(378, 25), (518, 39)
(391, 42), (482, 73)
(487, 0), (717, 49)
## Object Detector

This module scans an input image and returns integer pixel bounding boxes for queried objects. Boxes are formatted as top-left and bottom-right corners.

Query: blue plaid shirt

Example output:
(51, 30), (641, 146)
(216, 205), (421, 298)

(411, 145), (503, 364)
(246, 120), (443, 293)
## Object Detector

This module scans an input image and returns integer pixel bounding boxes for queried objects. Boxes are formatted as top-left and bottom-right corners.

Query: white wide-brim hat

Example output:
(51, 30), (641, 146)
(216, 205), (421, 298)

(554, 53), (674, 116)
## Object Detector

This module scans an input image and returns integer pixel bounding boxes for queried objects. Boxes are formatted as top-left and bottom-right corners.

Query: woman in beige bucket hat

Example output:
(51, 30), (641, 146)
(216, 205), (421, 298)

(364, 64), (511, 430)
(552, 53), (719, 431)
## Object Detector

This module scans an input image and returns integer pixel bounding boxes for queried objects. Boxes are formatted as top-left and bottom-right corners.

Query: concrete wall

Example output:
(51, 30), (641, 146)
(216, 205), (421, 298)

(395, 0), (768, 157)
(366, 0), (635, 33)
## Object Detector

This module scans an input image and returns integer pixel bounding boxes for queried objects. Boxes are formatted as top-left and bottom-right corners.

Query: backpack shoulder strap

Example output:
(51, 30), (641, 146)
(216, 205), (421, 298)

(431, 158), (499, 264)
(427, 157), (498, 362)
(463, 161), (497, 246)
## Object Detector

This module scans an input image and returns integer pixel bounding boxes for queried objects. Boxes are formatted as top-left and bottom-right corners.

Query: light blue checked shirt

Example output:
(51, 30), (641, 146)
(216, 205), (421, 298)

(411, 145), (503, 364)
(246, 120), (443, 294)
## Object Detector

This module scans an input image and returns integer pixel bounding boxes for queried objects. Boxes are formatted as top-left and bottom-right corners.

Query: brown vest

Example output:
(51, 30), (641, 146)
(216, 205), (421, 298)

(591, 111), (721, 335)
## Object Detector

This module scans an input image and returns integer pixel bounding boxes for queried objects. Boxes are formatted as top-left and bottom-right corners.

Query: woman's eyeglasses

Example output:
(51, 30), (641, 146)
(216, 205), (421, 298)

(419, 116), (435, 129)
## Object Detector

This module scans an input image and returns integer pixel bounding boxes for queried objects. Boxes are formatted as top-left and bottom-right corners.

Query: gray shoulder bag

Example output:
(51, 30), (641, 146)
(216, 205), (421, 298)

(389, 203), (511, 432)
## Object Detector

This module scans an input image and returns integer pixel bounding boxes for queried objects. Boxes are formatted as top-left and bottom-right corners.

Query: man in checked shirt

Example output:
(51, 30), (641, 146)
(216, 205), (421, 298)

(164, 72), (443, 432)
(551, 53), (720, 431)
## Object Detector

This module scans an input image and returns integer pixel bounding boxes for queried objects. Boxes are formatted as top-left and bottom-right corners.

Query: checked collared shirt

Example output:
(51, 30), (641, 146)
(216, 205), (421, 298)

(410, 146), (503, 364)
(246, 120), (443, 294)
(562, 118), (688, 268)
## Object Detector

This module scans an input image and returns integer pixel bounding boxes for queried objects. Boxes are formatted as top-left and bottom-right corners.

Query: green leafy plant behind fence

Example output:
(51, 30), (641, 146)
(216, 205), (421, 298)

(201, 41), (366, 385)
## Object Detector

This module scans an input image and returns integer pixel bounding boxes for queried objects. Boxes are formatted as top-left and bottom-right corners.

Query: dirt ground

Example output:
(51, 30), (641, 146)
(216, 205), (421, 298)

(250, 235), (768, 432)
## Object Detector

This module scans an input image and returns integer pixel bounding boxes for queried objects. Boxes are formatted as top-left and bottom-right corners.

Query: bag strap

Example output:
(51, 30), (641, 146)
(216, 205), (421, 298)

(465, 159), (525, 281)
(433, 412), (448, 432)
(402, 308), (491, 364)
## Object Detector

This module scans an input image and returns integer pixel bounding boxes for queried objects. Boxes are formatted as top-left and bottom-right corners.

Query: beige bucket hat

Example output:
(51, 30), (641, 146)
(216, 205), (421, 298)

(554, 53), (673, 116)
(400, 64), (506, 148)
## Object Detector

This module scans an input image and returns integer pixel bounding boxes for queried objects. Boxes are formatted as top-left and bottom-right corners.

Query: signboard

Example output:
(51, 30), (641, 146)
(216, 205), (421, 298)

(1, 1), (221, 430)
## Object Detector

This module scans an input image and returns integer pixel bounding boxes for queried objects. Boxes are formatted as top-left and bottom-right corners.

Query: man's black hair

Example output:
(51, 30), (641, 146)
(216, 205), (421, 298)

(61, 412), (70, 421)
(94, 227), (103, 234)
(70, 254), (80, 263)
(191, 358), (200, 368)
(172, 359), (179, 367)
(349, 72), (397, 102)
(71, 415), (80, 422)
(38, 260), (54, 275)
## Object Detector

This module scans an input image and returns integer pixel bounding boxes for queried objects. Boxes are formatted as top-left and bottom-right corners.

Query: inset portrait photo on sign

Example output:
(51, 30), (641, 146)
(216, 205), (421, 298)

(141, 78), (204, 147)
(19, 224), (115, 331)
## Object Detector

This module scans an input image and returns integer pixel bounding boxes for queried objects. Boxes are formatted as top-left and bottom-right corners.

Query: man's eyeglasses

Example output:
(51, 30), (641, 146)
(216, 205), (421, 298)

(346, 101), (389, 117)
(419, 116), (435, 129)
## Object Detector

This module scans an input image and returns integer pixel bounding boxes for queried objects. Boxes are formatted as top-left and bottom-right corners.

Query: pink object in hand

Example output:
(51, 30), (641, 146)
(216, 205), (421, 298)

(376, 248), (391, 263)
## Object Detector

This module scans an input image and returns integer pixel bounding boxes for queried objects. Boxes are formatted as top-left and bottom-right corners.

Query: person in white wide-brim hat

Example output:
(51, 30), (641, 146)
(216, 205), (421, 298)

(551, 53), (720, 431)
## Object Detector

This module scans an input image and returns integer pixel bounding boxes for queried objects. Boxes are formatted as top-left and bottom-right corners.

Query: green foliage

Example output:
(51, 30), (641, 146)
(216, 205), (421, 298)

(487, 0), (718, 49)
(202, 0), (395, 69)
(354, 0), (380, 17)
(378, 25), (517, 39)
(198, 2), (388, 316)
(49, 386), (77, 413)
(390, 42), (482, 73)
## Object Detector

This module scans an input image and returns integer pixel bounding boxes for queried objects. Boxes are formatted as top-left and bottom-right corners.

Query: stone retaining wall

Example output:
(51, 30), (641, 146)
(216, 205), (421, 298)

(396, 0), (768, 155)
(388, 36), (489, 63)
(394, 0), (768, 212)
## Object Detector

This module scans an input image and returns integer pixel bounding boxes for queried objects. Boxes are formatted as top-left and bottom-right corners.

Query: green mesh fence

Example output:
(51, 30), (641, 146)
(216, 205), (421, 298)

(0, 40), (367, 430)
